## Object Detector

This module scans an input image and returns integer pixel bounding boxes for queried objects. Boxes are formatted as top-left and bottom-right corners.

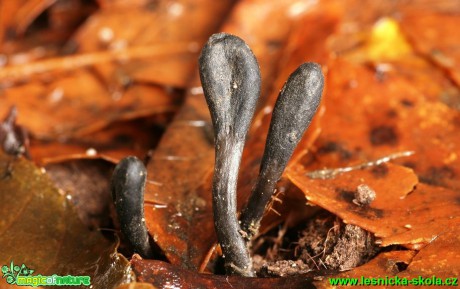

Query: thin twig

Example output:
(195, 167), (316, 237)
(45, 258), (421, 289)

(306, 151), (415, 179)
(0, 42), (194, 82)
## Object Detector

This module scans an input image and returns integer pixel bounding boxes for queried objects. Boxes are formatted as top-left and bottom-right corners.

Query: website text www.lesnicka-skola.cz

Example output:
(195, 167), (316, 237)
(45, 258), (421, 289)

(328, 275), (458, 287)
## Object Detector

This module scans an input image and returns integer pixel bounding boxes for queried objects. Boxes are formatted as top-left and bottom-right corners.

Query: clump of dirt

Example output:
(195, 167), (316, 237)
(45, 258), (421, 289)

(253, 211), (379, 277)
(323, 223), (377, 270)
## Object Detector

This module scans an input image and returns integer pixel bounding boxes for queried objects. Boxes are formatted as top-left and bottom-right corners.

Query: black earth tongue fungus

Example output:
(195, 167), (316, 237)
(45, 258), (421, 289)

(111, 156), (154, 259)
(0, 106), (30, 158)
(199, 33), (261, 277)
(240, 63), (324, 240)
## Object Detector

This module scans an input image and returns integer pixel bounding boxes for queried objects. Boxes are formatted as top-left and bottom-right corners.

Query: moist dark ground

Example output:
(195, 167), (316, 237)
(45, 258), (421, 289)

(252, 211), (380, 277)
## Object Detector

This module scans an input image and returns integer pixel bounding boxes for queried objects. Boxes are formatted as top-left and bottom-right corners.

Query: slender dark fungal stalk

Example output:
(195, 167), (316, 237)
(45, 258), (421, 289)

(199, 33), (261, 277)
(240, 62), (324, 240)
(111, 156), (153, 258)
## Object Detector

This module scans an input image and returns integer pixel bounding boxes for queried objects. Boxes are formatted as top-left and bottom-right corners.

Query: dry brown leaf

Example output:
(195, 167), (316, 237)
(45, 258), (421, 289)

(72, 0), (234, 88)
(295, 59), (460, 191)
(399, 226), (460, 287)
(45, 159), (115, 230)
(0, 0), (55, 40)
(0, 152), (131, 289)
(287, 163), (460, 248)
(400, 9), (460, 86)
(0, 79), (179, 140)
(29, 116), (167, 165)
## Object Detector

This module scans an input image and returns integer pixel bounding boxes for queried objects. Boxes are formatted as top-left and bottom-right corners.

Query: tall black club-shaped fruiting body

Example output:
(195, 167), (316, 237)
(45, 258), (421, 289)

(199, 33), (261, 277)
(240, 62), (324, 240)
(111, 156), (153, 258)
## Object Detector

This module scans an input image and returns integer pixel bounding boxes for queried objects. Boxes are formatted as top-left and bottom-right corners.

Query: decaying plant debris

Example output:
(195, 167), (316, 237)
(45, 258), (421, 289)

(253, 212), (379, 277)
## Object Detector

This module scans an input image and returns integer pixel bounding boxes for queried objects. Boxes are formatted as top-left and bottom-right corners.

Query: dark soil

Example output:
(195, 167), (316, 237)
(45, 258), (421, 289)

(253, 211), (379, 277)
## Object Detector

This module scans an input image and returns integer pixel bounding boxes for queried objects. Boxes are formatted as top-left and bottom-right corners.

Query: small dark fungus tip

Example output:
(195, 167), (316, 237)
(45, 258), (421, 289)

(240, 62), (324, 240)
(0, 106), (30, 158)
(199, 33), (261, 277)
(199, 32), (261, 142)
(111, 156), (153, 259)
